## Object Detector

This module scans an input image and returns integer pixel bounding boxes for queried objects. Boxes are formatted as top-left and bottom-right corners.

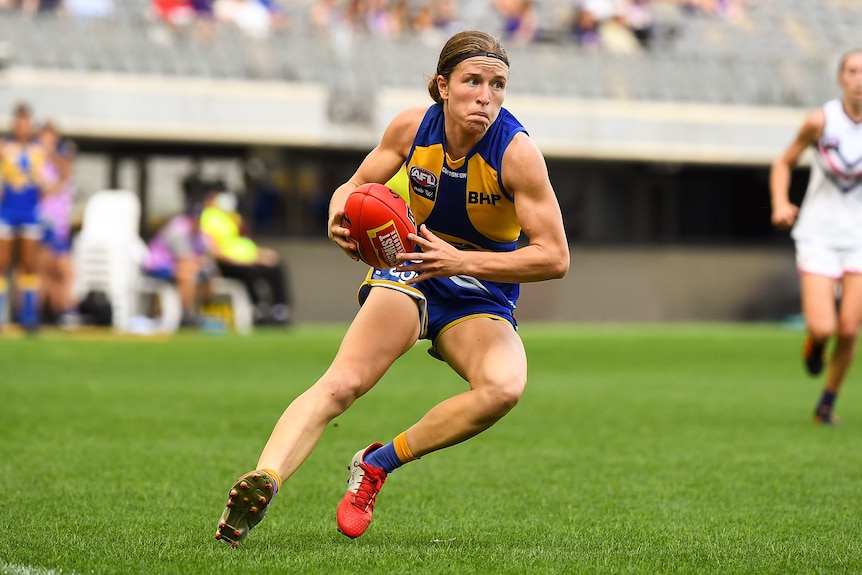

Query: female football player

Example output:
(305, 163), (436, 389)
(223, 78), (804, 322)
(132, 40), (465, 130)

(217, 29), (570, 545)
(770, 48), (862, 425)
(0, 103), (46, 332)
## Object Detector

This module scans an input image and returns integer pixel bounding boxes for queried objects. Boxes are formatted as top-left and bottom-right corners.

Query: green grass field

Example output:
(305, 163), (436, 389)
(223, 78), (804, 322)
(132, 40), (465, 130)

(1, 323), (860, 575)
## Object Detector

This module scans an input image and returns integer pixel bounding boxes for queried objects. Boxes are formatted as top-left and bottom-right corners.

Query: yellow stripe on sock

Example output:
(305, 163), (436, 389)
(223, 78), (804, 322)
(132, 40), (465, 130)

(19, 274), (40, 290)
(0, 276), (7, 292)
(393, 432), (417, 463)
(261, 468), (282, 493)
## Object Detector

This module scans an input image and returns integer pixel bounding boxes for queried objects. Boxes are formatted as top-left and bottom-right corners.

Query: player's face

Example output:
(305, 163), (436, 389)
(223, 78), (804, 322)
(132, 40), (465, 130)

(438, 56), (509, 136)
(12, 113), (31, 141)
(839, 52), (862, 106)
(40, 125), (58, 149)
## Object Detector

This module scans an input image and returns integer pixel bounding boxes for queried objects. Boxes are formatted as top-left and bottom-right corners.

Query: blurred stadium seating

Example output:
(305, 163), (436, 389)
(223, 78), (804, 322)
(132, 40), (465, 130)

(0, 0), (857, 108)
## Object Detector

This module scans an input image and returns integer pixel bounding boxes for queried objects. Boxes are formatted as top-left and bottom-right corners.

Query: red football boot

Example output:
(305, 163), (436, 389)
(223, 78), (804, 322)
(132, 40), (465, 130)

(336, 443), (388, 538)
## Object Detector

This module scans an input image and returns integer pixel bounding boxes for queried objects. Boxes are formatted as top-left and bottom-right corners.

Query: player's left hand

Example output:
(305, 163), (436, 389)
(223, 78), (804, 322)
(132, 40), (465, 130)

(395, 225), (464, 283)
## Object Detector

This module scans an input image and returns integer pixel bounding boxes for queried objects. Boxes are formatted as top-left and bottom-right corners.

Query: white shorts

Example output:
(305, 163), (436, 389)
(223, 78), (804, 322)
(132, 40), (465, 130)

(795, 240), (862, 278)
(0, 220), (42, 241)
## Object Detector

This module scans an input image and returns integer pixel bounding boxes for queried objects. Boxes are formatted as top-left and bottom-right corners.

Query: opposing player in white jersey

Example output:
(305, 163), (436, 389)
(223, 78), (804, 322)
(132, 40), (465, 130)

(770, 49), (862, 425)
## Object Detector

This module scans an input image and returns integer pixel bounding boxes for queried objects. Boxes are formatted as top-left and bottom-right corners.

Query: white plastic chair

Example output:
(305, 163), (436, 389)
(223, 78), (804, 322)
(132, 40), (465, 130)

(136, 276), (183, 334)
(73, 189), (180, 333)
(211, 277), (254, 335)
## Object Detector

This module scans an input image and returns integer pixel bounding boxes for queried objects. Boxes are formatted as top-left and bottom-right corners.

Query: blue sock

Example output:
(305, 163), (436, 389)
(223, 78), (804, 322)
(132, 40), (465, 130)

(20, 288), (38, 329)
(817, 389), (836, 412)
(364, 442), (404, 474)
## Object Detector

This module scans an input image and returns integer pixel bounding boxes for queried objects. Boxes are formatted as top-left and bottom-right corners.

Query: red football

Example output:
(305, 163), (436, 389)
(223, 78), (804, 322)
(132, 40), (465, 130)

(342, 183), (417, 268)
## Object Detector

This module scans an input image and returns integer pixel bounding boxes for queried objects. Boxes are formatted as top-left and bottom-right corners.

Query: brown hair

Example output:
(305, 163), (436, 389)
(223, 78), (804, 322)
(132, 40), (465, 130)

(13, 102), (31, 118)
(838, 48), (862, 75)
(427, 30), (509, 104)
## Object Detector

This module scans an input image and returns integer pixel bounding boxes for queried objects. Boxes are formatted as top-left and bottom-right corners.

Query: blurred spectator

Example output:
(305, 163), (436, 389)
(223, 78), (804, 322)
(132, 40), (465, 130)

(153, 0), (196, 27)
(190, 0), (214, 14)
(142, 205), (216, 327)
(365, 0), (394, 37)
(37, 120), (79, 327)
(151, 0), (216, 43)
(200, 184), (291, 325)
(678, 0), (748, 21)
(309, 0), (342, 36)
(432, 0), (462, 36)
(495, 0), (539, 45)
(64, 0), (114, 20)
(343, 0), (369, 37)
(600, 11), (642, 54)
(622, 0), (655, 49)
(582, 0), (617, 21)
(387, 0), (410, 37)
(258, 0), (290, 31)
(0, 0), (60, 14)
(411, 2), (445, 46)
(571, 5), (601, 50)
(214, 0), (272, 39)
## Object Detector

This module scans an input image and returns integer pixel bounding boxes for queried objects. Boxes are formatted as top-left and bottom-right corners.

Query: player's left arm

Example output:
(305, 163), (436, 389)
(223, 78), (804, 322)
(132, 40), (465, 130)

(401, 133), (570, 283)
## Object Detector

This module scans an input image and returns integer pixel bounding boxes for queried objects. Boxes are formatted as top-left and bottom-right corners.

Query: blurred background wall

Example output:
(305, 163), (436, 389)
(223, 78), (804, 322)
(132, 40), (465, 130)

(1, 0), (851, 323)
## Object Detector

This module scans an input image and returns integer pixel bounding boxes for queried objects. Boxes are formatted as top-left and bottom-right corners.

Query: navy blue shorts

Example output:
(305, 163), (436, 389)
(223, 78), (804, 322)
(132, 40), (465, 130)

(41, 225), (72, 254)
(0, 207), (42, 240)
(357, 267), (517, 344)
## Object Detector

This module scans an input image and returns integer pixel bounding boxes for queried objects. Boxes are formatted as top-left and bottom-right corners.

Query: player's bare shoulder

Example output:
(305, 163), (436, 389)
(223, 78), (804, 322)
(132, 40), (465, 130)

(800, 106), (826, 143)
(500, 131), (550, 195)
(381, 107), (427, 151)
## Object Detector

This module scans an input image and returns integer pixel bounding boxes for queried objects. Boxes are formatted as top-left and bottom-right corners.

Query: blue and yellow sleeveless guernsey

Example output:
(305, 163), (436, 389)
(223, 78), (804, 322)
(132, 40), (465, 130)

(0, 137), (45, 233)
(359, 103), (528, 344)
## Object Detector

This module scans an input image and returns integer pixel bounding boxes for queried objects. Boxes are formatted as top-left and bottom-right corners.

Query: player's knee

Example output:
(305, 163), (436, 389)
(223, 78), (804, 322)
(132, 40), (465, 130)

(479, 375), (525, 419)
(809, 321), (835, 342)
(317, 371), (365, 412)
(498, 378), (525, 412)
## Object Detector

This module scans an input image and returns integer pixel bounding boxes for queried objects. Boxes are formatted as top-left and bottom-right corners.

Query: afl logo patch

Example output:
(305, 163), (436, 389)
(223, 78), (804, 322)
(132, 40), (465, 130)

(410, 166), (438, 201)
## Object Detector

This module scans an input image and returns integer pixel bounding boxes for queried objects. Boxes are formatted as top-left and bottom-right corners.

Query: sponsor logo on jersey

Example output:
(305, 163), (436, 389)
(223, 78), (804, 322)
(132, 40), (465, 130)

(410, 166), (438, 201)
(468, 191), (502, 205)
(441, 165), (467, 179)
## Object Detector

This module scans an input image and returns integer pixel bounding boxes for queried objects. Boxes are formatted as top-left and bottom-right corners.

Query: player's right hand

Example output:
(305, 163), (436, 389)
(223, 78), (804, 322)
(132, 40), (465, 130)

(329, 209), (361, 261)
(771, 202), (799, 229)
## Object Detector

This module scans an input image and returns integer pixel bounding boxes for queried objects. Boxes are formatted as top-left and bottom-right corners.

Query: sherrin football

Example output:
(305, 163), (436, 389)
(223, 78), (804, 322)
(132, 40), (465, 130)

(342, 182), (417, 269)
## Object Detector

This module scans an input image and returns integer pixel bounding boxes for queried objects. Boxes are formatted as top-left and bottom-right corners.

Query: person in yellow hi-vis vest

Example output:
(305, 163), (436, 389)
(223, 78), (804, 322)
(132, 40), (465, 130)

(200, 184), (290, 326)
(384, 164), (409, 202)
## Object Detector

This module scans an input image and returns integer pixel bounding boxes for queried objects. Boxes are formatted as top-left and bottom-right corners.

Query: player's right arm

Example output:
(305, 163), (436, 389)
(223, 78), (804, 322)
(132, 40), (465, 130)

(328, 107), (425, 258)
(770, 108), (824, 229)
